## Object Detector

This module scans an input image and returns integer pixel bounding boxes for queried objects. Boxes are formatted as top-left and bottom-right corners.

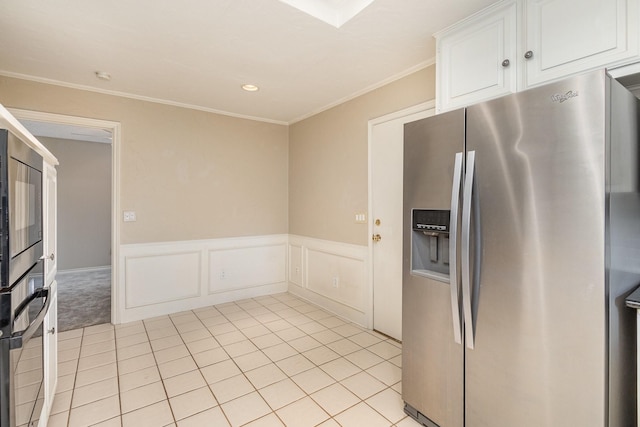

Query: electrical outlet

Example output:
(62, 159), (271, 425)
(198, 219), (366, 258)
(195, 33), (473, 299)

(295, 267), (300, 274)
(123, 211), (136, 222)
(220, 270), (226, 280)
(332, 277), (339, 288)
(355, 213), (367, 223)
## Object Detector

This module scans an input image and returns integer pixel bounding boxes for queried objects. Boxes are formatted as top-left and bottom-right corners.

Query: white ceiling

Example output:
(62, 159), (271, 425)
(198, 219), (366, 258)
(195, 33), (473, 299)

(0, 0), (496, 124)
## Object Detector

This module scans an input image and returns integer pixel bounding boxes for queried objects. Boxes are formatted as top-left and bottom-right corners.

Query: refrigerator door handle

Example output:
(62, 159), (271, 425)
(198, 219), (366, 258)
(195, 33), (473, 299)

(449, 152), (464, 344)
(462, 150), (476, 349)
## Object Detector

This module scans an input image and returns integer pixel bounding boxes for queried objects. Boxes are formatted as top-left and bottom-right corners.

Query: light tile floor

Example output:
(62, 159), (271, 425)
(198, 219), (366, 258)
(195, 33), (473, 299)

(47, 292), (423, 427)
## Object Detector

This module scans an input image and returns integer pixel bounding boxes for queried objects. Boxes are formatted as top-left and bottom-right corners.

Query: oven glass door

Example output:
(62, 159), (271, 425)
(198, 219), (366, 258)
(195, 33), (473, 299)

(11, 261), (45, 427)
(12, 322), (44, 427)
(9, 158), (42, 259)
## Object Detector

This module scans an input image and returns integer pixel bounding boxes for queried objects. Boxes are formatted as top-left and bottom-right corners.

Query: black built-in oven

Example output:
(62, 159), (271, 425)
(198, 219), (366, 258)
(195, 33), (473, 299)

(0, 129), (44, 289)
(0, 129), (48, 427)
(1, 260), (48, 427)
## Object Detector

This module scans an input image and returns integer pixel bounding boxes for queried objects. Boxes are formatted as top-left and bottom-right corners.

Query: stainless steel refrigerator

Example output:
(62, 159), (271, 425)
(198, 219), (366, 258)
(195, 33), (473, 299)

(402, 69), (640, 427)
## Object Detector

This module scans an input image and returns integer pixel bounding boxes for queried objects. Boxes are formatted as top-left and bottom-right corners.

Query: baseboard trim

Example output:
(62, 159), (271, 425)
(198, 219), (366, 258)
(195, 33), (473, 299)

(57, 265), (112, 276)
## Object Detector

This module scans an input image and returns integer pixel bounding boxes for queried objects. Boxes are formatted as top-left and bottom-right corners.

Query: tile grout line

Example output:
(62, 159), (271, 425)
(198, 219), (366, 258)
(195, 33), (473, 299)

(147, 314), (181, 427)
(52, 293), (409, 427)
(64, 328), (83, 427)
(168, 307), (233, 427)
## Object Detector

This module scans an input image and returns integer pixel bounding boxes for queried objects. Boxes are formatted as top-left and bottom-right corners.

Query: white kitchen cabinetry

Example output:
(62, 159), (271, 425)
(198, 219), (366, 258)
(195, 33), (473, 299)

(43, 162), (57, 286)
(42, 281), (57, 425)
(526, 0), (638, 86)
(436, 0), (639, 112)
(436, 1), (519, 112)
(40, 161), (58, 426)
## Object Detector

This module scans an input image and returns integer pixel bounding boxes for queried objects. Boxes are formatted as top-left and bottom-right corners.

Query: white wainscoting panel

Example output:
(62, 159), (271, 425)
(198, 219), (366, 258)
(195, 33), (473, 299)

(289, 244), (303, 287)
(287, 235), (369, 327)
(125, 251), (201, 309)
(118, 235), (288, 323)
(116, 234), (370, 325)
(209, 244), (286, 293)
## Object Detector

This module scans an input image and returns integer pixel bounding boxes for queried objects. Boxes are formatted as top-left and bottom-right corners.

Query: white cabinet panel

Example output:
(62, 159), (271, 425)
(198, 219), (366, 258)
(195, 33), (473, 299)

(449, 23), (505, 96)
(43, 282), (57, 419)
(525, 0), (638, 86)
(436, 0), (518, 112)
(40, 161), (57, 427)
(43, 162), (57, 286)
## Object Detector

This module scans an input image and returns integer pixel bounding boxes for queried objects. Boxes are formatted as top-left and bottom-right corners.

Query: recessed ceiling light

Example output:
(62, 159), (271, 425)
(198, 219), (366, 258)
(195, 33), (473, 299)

(242, 84), (259, 92)
(95, 71), (111, 81)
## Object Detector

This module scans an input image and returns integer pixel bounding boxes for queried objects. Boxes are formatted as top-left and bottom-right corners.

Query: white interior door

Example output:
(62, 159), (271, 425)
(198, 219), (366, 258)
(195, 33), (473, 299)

(371, 106), (433, 341)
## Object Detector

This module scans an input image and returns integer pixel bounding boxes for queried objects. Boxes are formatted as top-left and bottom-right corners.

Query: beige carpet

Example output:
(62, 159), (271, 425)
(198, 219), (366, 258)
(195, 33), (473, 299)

(56, 268), (111, 331)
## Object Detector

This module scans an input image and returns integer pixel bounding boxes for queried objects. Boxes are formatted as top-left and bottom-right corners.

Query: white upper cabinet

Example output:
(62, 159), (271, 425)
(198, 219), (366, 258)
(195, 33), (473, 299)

(436, 1), (519, 112)
(524, 0), (638, 86)
(436, 0), (639, 112)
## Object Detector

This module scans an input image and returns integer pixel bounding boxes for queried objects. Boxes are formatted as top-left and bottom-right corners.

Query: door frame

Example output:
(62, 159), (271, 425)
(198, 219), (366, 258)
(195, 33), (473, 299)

(8, 108), (122, 324)
(367, 100), (435, 334)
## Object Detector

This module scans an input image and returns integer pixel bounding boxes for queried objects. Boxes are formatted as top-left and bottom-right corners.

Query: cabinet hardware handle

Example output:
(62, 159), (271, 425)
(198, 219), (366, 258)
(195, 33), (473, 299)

(48, 253), (55, 261)
(524, 50), (533, 59)
(48, 327), (55, 335)
(501, 59), (510, 67)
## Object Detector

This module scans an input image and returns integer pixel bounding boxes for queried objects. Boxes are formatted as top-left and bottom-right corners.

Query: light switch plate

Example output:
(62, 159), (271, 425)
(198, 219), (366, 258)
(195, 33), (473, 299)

(123, 211), (136, 222)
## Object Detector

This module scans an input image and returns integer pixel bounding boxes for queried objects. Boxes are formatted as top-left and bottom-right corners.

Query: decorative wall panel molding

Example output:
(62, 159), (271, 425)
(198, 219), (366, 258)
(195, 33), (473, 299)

(287, 235), (369, 327)
(116, 234), (369, 326)
(118, 235), (288, 322)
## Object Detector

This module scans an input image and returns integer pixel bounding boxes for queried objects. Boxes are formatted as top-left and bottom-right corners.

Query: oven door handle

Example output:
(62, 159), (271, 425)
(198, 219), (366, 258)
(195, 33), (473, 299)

(9, 287), (50, 350)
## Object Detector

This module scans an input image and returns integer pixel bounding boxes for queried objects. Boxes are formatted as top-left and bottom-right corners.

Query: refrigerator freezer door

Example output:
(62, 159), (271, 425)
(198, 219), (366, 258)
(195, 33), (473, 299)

(402, 109), (464, 427)
(607, 74), (640, 427)
(464, 70), (607, 426)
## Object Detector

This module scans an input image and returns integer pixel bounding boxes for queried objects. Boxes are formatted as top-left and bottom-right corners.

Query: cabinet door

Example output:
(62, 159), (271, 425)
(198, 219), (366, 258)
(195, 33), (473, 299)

(43, 282), (58, 424)
(436, 0), (518, 112)
(43, 162), (57, 286)
(525, 0), (639, 87)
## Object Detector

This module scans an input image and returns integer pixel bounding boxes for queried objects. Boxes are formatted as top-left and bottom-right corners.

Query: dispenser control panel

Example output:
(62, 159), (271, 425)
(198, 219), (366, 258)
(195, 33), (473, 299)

(412, 209), (450, 233)
(410, 209), (451, 282)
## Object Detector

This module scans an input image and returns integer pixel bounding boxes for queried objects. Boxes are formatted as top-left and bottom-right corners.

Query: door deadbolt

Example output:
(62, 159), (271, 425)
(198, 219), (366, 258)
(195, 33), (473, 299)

(375, 219), (381, 226)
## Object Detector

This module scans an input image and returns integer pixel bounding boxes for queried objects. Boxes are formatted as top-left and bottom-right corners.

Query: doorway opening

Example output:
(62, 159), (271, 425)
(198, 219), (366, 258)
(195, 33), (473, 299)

(10, 109), (121, 330)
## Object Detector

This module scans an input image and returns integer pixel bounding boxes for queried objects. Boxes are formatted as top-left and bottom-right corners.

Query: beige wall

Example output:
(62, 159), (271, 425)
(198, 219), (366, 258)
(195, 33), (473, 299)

(39, 136), (112, 270)
(0, 65), (434, 249)
(0, 76), (289, 245)
(288, 65), (436, 246)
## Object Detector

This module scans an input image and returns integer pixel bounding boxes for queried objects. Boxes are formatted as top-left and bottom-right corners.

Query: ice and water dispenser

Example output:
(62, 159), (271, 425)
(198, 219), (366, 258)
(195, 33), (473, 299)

(411, 209), (450, 282)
